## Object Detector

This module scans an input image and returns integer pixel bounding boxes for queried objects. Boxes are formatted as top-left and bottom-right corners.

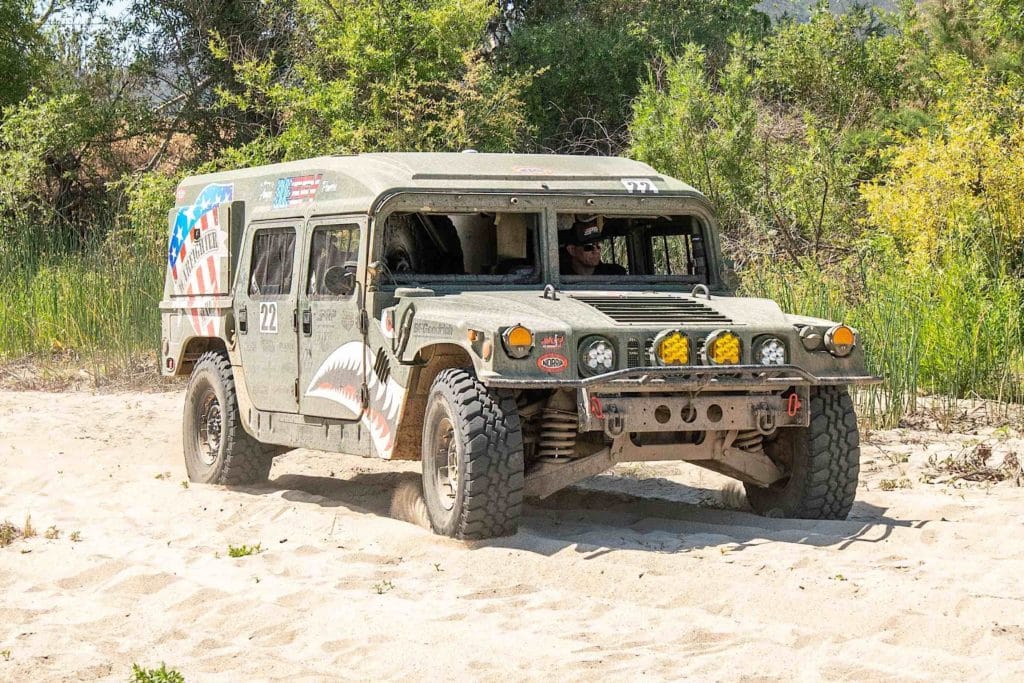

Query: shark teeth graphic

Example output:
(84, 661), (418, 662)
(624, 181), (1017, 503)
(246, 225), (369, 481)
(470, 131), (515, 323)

(305, 341), (406, 458)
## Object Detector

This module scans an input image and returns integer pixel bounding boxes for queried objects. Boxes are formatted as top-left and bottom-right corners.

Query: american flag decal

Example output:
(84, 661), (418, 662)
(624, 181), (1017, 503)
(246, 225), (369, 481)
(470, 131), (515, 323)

(167, 183), (233, 337)
(273, 174), (322, 208)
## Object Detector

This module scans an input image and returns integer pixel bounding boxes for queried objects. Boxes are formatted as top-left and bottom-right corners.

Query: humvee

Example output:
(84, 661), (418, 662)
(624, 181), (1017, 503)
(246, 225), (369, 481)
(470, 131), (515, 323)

(160, 152), (879, 539)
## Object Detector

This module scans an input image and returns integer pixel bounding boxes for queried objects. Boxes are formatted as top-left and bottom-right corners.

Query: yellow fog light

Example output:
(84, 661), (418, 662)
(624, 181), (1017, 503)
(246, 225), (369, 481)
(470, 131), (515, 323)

(501, 325), (534, 359)
(655, 330), (690, 365)
(825, 324), (856, 357)
(704, 330), (741, 365)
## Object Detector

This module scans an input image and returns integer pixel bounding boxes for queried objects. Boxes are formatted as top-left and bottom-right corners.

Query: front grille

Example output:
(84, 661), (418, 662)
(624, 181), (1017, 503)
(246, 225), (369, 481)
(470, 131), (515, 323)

(573, 295), (731, 325)
(626, 337), (656, 368)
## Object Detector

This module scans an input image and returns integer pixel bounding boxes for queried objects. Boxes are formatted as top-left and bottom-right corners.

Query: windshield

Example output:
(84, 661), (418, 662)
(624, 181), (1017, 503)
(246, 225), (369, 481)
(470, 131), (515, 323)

(558, 214), (710, 284)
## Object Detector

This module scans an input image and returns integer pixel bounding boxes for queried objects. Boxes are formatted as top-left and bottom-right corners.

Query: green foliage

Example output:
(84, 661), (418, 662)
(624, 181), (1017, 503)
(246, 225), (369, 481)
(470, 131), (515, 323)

(755, 6), (910, 124)
(217, 0), (532, 159)
(920, 0), (1024, 78)
(630, 46), (867, 265)
(0, 0), (42, 108)
(500, 0), (768, 152)
(131, 663), (185, 683)
(227, 543), (262, 558)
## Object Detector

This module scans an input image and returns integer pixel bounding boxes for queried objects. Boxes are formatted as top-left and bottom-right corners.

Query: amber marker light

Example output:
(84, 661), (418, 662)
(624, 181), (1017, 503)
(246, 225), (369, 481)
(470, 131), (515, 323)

(825, 324), (856, 357)
(704, 330), (741, 365)
(501, 325), (534, 359)
(655, 330), (690, 365)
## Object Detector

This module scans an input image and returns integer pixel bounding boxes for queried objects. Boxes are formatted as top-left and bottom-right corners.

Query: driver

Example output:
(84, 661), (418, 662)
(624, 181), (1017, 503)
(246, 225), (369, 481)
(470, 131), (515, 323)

(560, 217), (627, 276)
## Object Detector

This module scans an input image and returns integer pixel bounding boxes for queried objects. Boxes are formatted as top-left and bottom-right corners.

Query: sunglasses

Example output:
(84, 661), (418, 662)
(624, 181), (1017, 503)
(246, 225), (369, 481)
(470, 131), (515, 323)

(577, 243), (600, 252)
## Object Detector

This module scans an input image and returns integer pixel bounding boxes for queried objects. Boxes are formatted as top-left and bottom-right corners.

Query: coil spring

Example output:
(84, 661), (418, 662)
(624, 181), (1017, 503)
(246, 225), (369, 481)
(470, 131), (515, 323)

(538, 408), (578, 459)
(733, 430), (764, 453)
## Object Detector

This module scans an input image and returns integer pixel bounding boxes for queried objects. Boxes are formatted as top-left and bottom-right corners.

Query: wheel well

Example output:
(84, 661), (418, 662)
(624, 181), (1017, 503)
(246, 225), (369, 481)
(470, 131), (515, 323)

(178, 336), (228, 376)
(391, 343), (474, 460)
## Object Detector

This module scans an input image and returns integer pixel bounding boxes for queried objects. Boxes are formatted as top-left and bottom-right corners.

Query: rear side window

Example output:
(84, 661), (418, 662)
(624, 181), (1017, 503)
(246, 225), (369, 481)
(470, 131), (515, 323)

(249, 227), (296, 296)
(308, 224), (360, 297)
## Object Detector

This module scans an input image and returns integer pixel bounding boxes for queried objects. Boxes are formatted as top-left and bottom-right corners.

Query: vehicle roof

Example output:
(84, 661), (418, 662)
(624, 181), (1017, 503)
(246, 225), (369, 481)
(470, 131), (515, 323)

(175, 152), (704, 215)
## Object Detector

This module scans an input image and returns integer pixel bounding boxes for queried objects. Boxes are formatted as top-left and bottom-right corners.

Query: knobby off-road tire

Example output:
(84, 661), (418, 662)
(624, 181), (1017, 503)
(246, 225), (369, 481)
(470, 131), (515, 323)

(421, 368), (524, 539)
(183, 351), (276, 485)
(744, 385), (860, 520)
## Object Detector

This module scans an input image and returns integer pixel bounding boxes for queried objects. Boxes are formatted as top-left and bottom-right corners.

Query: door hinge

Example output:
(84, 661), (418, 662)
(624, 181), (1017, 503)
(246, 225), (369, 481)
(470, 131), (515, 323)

(358, 309), (369, 335)
(294, 378), (299, 401)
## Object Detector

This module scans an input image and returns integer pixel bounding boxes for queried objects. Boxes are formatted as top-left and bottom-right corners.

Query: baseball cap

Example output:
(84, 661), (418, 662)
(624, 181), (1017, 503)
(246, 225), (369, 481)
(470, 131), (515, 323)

(564, 216), (603, 245)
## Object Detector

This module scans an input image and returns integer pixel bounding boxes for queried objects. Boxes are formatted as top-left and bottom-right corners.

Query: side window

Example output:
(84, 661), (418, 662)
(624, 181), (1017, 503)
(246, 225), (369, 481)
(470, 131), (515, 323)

(308, 224), (360, 298)
(650, 233), (698, 276)
(249, 227), (296, 296)
(600, 235), (630, 273)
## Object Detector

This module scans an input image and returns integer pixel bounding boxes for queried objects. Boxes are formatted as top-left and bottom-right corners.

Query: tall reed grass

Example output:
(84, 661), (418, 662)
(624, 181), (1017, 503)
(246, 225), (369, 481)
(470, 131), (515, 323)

(742, 249), (1024, 427)
(0, 218), (164, 371)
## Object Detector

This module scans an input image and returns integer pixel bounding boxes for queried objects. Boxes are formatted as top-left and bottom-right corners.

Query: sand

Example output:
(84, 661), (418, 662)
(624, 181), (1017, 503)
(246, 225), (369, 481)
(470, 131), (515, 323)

(1, 389), (1023, 681)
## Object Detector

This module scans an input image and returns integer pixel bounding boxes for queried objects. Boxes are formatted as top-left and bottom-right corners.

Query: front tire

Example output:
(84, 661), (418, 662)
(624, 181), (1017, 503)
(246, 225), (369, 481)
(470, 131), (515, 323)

(183, 351), (274, 485)
(421, 369), (524, 539)
(744, 385), (860, 519)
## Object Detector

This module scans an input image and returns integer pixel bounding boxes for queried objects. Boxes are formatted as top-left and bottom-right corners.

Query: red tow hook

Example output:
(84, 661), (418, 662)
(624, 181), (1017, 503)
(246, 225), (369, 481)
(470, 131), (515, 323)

(787, 393), (802, 417)
(590, 396), (605, 419)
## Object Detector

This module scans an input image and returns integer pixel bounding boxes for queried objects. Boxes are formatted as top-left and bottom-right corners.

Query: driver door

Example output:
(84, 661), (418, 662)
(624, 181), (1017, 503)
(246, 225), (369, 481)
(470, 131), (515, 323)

(298, 217), (366, 419)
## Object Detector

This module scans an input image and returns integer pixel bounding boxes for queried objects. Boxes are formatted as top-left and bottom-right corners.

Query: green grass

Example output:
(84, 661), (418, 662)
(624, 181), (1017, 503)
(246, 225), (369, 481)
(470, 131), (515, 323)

(0, 219), (163, 371)
(741, 249), (1024, 428)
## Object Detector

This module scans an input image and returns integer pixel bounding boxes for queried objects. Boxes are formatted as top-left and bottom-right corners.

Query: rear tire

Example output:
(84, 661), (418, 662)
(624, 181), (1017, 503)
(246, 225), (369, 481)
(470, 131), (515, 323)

(744, 385), (860, 520)
(183, 351), (275, 485)
(421, 368), (524, 539)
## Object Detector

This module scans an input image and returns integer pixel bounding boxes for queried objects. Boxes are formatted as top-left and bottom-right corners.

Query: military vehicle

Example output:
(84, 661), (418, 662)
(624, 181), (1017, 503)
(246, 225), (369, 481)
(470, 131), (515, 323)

(160, 152), (879, 539)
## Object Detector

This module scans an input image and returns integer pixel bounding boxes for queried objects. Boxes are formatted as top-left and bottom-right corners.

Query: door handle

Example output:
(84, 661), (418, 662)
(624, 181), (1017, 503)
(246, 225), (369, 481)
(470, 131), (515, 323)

(302, 308), (312, 336)
(238, 305), (248, 334)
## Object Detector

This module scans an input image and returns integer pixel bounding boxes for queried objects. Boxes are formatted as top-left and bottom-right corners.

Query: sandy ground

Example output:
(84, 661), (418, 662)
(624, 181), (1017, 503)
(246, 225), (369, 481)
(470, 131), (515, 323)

(2, 390), (1024, 682)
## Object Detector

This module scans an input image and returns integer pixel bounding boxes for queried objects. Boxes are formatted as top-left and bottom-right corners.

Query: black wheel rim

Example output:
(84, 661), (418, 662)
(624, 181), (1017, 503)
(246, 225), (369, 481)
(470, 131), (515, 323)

(430, 416), (459, 512)
(197, 389), (222, 466)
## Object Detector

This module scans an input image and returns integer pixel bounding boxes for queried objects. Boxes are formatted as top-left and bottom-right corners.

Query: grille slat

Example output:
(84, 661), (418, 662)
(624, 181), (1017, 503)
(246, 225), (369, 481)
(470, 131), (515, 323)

(573, 295), (731, 325)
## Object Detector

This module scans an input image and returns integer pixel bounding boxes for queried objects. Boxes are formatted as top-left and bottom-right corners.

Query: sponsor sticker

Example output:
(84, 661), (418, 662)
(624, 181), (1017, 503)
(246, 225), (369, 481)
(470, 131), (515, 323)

(537, 353), (569, 374)
(512, 166), (554, 175)
(620, 178), (659, 194)
(540, 333), (566, 349)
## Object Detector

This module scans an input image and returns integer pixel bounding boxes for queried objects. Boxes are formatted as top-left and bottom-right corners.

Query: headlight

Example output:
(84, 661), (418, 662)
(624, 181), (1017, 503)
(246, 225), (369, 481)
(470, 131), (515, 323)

(703, 330), (741, 365)
(654, 330), (690, 365)
(824, 324), (856, 357)
(755, 336), (787, 366)
(579, 336), (615, 376)
(501, 325), (533, 359)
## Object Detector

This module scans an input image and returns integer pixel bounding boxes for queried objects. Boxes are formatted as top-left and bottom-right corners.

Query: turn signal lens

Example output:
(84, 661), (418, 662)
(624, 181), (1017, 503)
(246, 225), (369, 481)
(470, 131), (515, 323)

(501, 325), (534, 359)
(655, 331), (690, 365)
(825, 324), (856, 357)
(705, 330), (741, 365)
(506, 325), (532, 347)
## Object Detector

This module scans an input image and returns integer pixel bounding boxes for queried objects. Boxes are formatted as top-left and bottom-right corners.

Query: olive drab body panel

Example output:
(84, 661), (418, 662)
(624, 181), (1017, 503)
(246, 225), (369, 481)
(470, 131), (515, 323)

(164, 153), (881, 536)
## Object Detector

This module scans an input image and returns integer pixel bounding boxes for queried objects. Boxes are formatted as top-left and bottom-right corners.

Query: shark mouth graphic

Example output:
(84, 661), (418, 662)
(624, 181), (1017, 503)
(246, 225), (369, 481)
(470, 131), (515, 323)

(305, 341), (406, 458)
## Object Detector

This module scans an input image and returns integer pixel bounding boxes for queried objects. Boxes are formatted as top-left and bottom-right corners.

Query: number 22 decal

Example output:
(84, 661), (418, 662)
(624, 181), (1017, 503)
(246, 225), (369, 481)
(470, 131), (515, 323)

(259, 302), (278, 333)
(621, 178), (659, 194)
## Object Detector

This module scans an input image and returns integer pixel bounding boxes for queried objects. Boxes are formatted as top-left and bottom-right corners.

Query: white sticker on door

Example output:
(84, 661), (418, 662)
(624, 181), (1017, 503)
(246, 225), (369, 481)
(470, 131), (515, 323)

(259, 301), (278, 333)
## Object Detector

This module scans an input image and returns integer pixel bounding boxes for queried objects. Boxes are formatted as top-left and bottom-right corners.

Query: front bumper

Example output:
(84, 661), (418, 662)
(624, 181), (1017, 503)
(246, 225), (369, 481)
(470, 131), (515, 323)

(578, 388), (811, 436)
(482, 364), (882, 392)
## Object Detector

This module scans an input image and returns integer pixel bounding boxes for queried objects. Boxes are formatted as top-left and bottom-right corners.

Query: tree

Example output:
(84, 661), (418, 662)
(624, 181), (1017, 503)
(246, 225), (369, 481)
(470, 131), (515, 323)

(0, 0), (44, 109)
